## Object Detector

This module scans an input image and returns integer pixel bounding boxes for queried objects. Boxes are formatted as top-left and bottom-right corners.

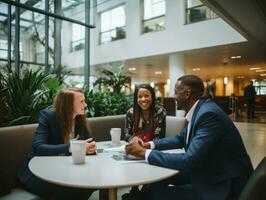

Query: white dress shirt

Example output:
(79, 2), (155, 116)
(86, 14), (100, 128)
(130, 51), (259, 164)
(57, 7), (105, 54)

(144, 100), (199, 161)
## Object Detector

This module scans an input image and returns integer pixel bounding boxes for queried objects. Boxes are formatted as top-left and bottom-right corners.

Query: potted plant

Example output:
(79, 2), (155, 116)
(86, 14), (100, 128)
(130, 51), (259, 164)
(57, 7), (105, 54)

(93, 69), (131, 93)
(0, 65), (62, 127)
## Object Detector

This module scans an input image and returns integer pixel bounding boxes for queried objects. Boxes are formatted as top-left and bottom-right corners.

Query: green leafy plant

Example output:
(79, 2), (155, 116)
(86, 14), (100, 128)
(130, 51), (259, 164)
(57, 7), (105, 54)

(0, 65), (61, 127)
(93, 69), (131, 93)
(84, 88), (133, 117)
(111, 27), (126, 41)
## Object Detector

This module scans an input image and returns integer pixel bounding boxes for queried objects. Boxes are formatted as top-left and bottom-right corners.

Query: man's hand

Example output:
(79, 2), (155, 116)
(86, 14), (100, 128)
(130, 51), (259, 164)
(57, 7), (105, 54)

(130, 136), (151, 149)
(125, 139), (147, 158)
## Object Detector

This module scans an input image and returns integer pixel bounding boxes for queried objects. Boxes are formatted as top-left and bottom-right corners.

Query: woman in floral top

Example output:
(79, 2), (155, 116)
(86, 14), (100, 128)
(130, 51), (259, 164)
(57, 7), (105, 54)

(122, 83), (166, 200)
(124, 83), (166, 142)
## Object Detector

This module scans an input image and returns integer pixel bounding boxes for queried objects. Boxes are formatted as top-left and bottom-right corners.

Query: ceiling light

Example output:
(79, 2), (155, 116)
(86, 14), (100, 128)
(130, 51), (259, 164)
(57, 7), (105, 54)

(192, 68), (200, 71)
(224, 76), (228, 85)
(256, 69), (266, 72)
(155, 71), (162, 75)
(230, 55), (241, 59)
(249, 67), (261, 70)
(128, 67), (136, 71)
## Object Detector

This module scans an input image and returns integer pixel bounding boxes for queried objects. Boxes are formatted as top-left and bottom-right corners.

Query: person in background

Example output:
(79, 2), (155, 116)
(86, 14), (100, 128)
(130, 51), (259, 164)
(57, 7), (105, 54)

(205, 79), (216, 99)
(17, 88), (96, 200)
(126, 75), (253, 200)
(123, 83), (166, 200)
(244, 81), (257, 118)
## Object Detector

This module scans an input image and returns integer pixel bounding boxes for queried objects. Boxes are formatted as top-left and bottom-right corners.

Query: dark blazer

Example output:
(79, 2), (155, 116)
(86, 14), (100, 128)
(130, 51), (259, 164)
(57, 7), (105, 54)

(148, 98), (253, 199)
(244, 84), (256, 101)
(17, 109), (90, 184)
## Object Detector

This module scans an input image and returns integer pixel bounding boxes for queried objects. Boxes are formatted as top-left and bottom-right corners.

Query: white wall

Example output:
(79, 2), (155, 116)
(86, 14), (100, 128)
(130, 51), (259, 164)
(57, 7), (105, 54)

(90, 0), (246, 65)
(61, 10), (85, 69)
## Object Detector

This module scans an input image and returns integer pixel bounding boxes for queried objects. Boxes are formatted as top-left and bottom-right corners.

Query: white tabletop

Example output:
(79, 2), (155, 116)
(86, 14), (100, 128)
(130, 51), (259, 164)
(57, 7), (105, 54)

(29, 141), (179, 199)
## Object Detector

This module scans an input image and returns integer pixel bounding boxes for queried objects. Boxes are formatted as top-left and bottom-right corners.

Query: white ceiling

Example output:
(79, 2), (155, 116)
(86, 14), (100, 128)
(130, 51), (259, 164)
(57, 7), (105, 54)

(121, 0), (266, 84)
(122, 41), (266, 83)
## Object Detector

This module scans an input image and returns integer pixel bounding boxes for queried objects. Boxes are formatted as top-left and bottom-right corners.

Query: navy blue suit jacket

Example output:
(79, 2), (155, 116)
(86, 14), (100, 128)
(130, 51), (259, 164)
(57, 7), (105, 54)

(148, 98), (253, 199)
(18, 109), (90, 184)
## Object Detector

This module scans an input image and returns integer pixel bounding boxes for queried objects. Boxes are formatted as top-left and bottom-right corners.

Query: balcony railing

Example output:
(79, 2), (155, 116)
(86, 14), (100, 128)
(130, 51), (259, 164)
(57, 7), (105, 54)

(142, 15), (165, 34)
(0, 48), (23, 59)
(71, 38), (85, 52)
(185, 5), (218, 24)
(99, 26), (126, 44)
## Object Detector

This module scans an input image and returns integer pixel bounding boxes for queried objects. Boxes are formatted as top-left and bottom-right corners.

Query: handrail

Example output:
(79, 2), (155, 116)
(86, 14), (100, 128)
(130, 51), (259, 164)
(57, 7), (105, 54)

(186, 4), (207, 10)
(142, 14), (165, 22)
(99, 26), (126, 44)
(100, 26), (126, 35)
(185, 4), (218, 24)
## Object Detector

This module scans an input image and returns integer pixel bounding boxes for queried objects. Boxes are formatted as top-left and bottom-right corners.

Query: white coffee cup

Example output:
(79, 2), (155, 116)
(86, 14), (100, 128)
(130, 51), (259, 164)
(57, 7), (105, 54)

(110, 128), (121, 145)
(70, 140), (86, 164)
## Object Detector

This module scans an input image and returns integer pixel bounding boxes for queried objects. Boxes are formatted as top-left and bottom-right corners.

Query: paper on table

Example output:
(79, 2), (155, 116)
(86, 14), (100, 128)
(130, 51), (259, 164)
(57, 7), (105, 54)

(112, 149), (184, 163)
(112, 154), (144, 162)
(102, 145), (144, 162)
(103, 145), (125, 153)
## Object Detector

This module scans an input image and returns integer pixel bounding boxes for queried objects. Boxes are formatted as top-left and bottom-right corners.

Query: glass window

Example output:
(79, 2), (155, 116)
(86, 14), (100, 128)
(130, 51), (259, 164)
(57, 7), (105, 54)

(0, 3), (8, 59)
(144, 0), (165, 20)
(0, 39), (22, 59)
(142, 0), (165, 33)
(100, 5), (126, 44)
(19, 10), (45, 64)
(71, 23), (85, 51)
(0, 40), (8, 59)
(254, 81), (266, 95)
(185, 0), (218, 24)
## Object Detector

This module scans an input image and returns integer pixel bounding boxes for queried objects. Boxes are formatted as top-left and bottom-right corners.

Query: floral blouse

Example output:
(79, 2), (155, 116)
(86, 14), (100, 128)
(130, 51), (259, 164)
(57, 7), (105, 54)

(124, 104), (166, 142)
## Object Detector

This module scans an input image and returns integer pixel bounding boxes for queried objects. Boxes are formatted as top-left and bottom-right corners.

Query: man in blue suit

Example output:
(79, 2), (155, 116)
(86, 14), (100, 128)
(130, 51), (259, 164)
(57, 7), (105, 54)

(126, 75), (253, 200)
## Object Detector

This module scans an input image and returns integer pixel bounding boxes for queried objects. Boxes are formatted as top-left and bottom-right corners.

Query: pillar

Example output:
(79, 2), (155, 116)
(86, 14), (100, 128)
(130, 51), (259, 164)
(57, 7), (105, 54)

(168, 53), (185, 97)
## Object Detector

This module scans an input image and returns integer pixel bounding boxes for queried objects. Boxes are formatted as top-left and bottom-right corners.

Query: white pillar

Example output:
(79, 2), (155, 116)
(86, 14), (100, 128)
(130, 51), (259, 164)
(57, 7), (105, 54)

(168, 53), (185, 96)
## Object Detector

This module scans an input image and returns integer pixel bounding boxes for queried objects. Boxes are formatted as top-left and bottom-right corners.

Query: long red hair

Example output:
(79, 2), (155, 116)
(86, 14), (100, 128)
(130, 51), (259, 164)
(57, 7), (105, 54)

(54, 88), (89, 143)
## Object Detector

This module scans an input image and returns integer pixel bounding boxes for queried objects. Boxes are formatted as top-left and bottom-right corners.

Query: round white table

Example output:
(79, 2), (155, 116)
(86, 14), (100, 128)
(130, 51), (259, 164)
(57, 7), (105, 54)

(29, 141), (178, 200)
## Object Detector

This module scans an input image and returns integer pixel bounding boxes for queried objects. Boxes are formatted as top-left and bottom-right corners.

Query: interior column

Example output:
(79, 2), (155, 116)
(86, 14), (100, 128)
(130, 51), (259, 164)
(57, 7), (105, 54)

(169, 53), (185, 96)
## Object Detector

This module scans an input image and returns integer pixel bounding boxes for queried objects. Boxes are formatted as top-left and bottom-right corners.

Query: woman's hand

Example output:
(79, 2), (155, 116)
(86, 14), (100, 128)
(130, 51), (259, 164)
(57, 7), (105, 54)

(130, 136), (150, 149)
(86, 138), (96, 155)
(130, 136), (144, 146)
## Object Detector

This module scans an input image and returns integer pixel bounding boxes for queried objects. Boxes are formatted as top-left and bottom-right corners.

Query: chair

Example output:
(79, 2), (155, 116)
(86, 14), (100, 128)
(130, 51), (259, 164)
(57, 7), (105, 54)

(238, 157), (266, 200)
(176, 109), (185, 117)
(165, 116), (186, 137)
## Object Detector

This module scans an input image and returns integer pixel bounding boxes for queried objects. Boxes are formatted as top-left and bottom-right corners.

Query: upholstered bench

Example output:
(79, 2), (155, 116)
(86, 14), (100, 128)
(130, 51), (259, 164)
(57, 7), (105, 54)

(0, 115), (185, 199)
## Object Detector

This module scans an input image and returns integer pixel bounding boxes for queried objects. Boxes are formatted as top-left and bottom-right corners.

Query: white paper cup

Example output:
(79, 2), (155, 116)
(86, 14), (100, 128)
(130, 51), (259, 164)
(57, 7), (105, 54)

(110, 128), (121, 145)
(70, 140), (86, 164)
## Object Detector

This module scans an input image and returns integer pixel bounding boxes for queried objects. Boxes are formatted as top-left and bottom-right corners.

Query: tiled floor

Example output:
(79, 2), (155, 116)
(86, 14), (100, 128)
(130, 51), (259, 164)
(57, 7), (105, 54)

(231, 112), (266, 167)
(90, 187), (129, 200)
(90, 113), (266, 200)
(229, 111), (266, 124)
(234, 121), (266, 168)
